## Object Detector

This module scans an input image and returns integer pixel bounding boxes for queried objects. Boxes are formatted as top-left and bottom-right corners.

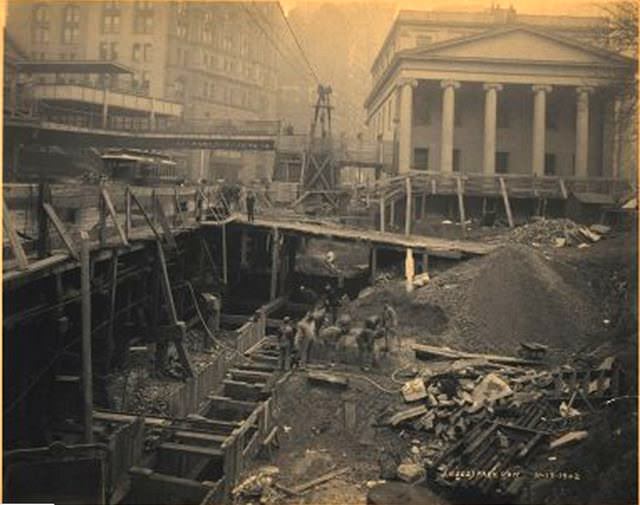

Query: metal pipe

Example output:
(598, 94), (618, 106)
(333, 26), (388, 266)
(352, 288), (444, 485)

(80, 232), (94, 443)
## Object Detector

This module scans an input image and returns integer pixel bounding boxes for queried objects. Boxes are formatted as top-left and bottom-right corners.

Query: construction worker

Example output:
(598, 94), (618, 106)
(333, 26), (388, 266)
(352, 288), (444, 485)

(311, 303), (327, 339)
(356, 318), (377, 370)
(295, 312), (316, 369)
(246, 188), (256, 222)
(299, 284), (319, 305)
(323, 283), (340, 324)
(277, 316), (295, 371)
(381, 303), (399, 351)
(319, 314), (352, 363)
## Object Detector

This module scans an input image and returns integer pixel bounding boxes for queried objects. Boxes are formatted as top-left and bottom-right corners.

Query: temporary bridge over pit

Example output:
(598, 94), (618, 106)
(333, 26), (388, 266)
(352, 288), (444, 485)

(204, 216), (496, 259)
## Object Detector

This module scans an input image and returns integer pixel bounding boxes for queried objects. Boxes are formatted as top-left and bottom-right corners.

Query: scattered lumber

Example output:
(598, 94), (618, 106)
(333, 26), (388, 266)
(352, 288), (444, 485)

(291, 467), (350, 494)
(549, 430), (588, 449)
(412, 344), (540, 366)
(307, 371), (349, 389)
(388, 405), (428, 426)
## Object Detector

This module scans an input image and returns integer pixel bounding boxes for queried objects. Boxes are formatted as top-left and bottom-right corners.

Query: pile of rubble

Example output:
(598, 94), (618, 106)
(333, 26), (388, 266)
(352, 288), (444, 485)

(507, 218), (610, 248)
(382, 347), (621, 500)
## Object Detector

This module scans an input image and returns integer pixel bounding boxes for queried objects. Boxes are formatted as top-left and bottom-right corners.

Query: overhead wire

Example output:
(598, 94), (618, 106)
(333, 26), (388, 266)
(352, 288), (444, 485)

(274, 1), (321, 84)
(240, 3), (317, 85)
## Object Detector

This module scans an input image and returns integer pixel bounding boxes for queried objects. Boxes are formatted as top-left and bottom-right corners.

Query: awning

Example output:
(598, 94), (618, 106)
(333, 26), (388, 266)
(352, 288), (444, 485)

(14, 61), (133, 74)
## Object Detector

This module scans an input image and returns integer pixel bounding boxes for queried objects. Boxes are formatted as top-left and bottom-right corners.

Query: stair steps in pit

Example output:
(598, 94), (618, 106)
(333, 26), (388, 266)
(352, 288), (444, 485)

(123, 338), (282, 505)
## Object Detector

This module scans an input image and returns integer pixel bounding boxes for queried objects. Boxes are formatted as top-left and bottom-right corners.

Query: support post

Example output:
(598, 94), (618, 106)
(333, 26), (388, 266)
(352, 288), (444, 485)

(270, 228), (279, 301)
(37, 182), (50, 259)
(404, 177), (412, 236)
(124, 186), (132, 240)
(370, 245), (378, 283)
(456, 176), (466, 236)
(80, 232), (94, 443)
(389, 198), (395, 230)
(107, 248), (118, 374)
(420, 193), (427, 221)
(404, 247), (414, 293)
(240, 229), (249, 268)
(379, 195), (386, 233)
(499, 177), (514, 228)
(99, 185), (107, 247)
(221, 223), (228, 285)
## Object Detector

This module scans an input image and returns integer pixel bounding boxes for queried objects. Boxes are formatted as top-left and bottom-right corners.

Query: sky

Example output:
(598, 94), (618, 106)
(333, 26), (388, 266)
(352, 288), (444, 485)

(279, 0), (613, 17)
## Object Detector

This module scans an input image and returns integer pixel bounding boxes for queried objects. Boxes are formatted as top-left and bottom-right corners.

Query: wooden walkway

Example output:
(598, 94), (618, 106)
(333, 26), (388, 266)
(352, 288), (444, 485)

(206, 216), (496, 258)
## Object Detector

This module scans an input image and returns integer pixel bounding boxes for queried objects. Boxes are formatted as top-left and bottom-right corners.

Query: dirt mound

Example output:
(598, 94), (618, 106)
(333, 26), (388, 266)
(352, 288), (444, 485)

(462, 244), (601, 353)
(348, 243), (607, 357)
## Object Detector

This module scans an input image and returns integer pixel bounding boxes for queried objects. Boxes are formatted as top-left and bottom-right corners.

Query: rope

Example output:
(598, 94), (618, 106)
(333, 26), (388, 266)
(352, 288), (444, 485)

(340, 372), (403, 395)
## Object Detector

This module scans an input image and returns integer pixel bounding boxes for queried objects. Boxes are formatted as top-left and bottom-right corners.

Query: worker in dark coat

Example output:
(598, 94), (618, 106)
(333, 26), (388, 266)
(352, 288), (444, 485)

(246, 188), (256, 222)
(323, 283), (340, 324)
(381, 303), (399, 351)
(278, 316), (295, 371)
(356, 317), (379, 370)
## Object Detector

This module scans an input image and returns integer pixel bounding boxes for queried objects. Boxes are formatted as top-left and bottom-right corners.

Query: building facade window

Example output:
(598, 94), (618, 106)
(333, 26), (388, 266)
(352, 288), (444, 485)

(174, 78), (185, 99)
(497, 105), (509, 129)
(203, 13), (213, 44)
(544, 153), (556, 175)
(32, 4), (50, 43)
(414, 148), (429, 170)
(102, 2), (120, 34)
(62, 4), (80, 44)
(132, 43), (141, 62)
(496, 152), (509, 173)
(452, 149), (461, 172)
(99, 42), (109, 60)
(144, 43), (152, 62)
(134, 1), (154, 34)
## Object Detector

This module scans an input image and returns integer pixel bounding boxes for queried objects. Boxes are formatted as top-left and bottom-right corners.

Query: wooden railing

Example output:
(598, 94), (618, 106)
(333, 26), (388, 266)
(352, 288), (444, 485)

(369, 171), (632, 202)
(3, 182), (233, 272)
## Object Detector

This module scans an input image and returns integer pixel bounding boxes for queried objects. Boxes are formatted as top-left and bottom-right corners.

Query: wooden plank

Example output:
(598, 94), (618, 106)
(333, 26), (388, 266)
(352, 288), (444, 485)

(3, 199), (29, 270)
(379, 194), (385, 232)
(499, 177), (515, 228)
(412, 343), (539, 366)
(291, 467), (350, 495)
(174, 431), (227, 444)
(156, 241), (193, 378)
(42, 203), (79, 260)
(158, 442), (224, 458)
(101, 187), (129, 246)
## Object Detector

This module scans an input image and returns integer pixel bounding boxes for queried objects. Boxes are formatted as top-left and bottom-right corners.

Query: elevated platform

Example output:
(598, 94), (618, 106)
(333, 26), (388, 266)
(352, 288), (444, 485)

(205, 215), (496, 258)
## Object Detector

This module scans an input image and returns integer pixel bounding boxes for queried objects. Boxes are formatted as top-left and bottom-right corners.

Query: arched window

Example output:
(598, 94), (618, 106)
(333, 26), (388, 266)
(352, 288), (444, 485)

(62, 4), (80, 44)
(32, 4), (50, 43)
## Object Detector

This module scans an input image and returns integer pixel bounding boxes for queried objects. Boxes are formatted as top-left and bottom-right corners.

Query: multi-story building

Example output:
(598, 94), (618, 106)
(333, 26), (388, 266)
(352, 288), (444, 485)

(6, 1), (281, 182)
(364, 7), (636, 183)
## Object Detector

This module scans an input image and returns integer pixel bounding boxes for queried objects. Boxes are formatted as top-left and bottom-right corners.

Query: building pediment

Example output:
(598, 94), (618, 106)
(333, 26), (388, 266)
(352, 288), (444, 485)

(404, 26), (632, 67)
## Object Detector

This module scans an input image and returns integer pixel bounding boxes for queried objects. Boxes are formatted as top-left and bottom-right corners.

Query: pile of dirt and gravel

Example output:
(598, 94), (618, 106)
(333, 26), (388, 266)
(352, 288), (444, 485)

(348, 243), (607, 357)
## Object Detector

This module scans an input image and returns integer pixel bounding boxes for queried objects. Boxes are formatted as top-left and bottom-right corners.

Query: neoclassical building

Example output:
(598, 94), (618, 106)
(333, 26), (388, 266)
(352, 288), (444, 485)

(364, 9), (636, 182)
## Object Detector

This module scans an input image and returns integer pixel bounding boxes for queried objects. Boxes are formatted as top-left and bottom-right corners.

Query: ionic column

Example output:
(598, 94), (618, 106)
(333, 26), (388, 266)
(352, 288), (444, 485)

(531, 85), (552, 176)
(440, 80), (460, 173)
(575, 86), (594, 177)
(483, 83), (502, 174)
(397, 79), (418, 173)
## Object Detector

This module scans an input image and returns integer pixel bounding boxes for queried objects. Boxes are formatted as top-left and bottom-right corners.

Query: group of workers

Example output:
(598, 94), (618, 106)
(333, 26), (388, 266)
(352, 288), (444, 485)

(276, 283), (398, 371)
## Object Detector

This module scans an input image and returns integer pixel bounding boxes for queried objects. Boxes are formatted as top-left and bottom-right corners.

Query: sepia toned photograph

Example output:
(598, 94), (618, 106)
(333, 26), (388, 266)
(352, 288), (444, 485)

(1, 0), (637, 504)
